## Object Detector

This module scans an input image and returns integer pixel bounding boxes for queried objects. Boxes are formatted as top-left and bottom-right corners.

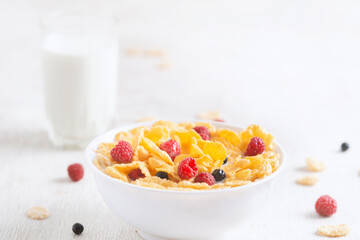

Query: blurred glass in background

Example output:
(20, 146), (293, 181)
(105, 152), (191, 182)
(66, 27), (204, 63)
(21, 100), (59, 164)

(41, 11), (118, 148)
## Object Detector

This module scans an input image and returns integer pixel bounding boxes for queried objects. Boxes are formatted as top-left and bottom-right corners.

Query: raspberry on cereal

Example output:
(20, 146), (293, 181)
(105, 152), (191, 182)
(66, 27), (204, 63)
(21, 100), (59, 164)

(67, 163), (84, 182)
(159, 139), (181, 160)
(244, 137), (265, 156)
(193, 126), (210, 140)
(128, 168), (145, 181)
(194, 172), (216, 186)
(315, 195), (337, 217)
(111, 140), (133, 164)
(178, 157), (198, 180)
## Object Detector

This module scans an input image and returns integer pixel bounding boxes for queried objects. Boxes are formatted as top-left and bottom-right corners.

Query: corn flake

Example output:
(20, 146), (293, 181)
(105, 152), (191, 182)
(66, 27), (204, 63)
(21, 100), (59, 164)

(317, 224), (350, 237)
(306, 157), (325, 172)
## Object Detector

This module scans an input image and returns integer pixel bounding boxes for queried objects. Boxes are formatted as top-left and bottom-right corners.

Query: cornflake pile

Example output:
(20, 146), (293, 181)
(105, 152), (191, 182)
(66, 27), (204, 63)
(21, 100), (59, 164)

(94, 121), (280, 190)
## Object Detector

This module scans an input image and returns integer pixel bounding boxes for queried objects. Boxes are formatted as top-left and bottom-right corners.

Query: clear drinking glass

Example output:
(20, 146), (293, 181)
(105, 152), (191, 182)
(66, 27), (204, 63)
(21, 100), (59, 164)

(40, 11), (118, 148)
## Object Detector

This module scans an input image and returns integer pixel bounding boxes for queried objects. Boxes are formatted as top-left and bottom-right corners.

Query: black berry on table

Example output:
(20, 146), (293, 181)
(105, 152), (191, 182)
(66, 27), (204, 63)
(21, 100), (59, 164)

(341, 142), (349, 152)
(155, 171), (169, 180)
(212, 169), (226, 181)
(72, 223), (84, 235)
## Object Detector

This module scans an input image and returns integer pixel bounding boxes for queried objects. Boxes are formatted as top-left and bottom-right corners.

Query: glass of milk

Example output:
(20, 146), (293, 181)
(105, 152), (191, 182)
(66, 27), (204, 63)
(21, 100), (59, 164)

(41, 11), (118, 148)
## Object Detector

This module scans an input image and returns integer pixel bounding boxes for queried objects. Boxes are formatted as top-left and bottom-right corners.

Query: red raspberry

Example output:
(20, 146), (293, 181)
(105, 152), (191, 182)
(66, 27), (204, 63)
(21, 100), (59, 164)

(159, 139), (181, 160)
(111, 140), (133, 163)
(194, 172), (216, 186)
(67, 163), (84, 182)
(178, 157), (198, 180)
(244, 137), (265, 156)
(193, 126), (210, 140)
(128, 168), (145, 181)
(315, 195), (337, 217)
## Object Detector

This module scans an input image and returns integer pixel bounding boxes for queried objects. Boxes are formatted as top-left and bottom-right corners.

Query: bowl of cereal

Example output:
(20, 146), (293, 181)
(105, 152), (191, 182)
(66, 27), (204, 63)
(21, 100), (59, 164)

(85, 120), (285, 240)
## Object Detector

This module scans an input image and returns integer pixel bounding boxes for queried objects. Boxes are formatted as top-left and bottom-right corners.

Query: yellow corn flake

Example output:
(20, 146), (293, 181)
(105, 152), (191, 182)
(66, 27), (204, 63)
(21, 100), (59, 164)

(306, 157), (325, 172)
(132, 146), (151, 162)
(296, 176), (319, 186)
(196, 155), (216, 173)
(246, 155), (272, 179)
(234, 169), (252, 181)
(97, 142), (117, 158)
(97, 121), (280, 190)
(216, 129), (241, 147)
(201, 141), (227, 164)
(114, 131), (133, 142)
(93, 154), (116, 170)
(317, 224), (350, 237)
(171, 130), (202, 153)
(148, 156), (174, 175)
(223, 157), (250, 174)
(263, 151), (280, 172)
(104, 161), (150, 183)
(134, 176), (178, 188)
(239, 125), (274, 152)
(140, 137), (173, 165)
(144, 126), (170, 146)
(189, 137), (204, 158)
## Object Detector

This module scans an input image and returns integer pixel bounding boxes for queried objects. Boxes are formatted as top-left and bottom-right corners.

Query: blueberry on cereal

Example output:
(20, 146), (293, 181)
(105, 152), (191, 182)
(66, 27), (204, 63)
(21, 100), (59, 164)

(72, 223), (84, 235)
(155, 171), (169, 180)
(341, 142), (349, 152)
(212, 169), (226, 181)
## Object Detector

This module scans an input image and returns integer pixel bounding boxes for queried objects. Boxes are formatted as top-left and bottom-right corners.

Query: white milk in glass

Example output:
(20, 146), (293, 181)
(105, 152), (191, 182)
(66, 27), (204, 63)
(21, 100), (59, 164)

(42, 17), (118, 148)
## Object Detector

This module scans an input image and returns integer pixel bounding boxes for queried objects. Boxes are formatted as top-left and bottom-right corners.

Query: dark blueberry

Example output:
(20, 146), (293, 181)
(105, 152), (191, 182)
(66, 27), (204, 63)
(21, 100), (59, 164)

(341, 142), (349, 152)
(72, 223), (84, 235)
(223, 157), (228, 165)
(155, 171), (169, 180)
(212, 169), (226, 181)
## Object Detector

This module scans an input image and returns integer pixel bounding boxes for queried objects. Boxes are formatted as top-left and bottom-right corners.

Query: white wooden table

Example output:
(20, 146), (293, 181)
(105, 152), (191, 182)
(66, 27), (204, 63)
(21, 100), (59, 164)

(1, 0), (360, 239)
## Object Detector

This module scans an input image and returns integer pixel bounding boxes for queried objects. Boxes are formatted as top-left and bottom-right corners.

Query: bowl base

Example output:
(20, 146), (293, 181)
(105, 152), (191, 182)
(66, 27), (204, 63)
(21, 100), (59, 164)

(137, 231), (224, 240)
(137, 231), (169, 240)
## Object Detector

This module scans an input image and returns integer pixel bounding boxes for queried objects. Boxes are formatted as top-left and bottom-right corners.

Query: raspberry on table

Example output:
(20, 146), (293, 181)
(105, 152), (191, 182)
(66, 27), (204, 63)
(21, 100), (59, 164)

(159, 139), (181, 160)
(194, 172), (216, 186)
(128, 168), (145, 181)
(193, 126), (210, 140)
(315, 195), (337, 217)
(67, 163), (84, 182)
(244, 137), (265, 156)
(178, 157), (198, 180)
(111, 140), (133, 163)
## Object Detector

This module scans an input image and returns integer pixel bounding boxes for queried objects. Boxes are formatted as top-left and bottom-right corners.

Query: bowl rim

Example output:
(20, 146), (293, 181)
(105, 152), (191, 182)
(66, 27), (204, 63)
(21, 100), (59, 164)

(85, 120), (286, 195)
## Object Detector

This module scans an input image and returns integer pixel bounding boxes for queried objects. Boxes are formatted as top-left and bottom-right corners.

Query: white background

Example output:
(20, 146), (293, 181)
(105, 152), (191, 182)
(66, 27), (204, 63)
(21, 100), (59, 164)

(1, 0), (360, 239)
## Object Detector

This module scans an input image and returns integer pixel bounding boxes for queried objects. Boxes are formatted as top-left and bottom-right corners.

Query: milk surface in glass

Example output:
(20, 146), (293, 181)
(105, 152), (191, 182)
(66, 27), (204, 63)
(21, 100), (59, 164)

(41, 12), (118, 148)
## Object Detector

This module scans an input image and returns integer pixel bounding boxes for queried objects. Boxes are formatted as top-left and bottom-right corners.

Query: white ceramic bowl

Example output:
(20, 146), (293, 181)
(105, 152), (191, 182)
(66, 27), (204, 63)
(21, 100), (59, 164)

(85, 121), (286, 240)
